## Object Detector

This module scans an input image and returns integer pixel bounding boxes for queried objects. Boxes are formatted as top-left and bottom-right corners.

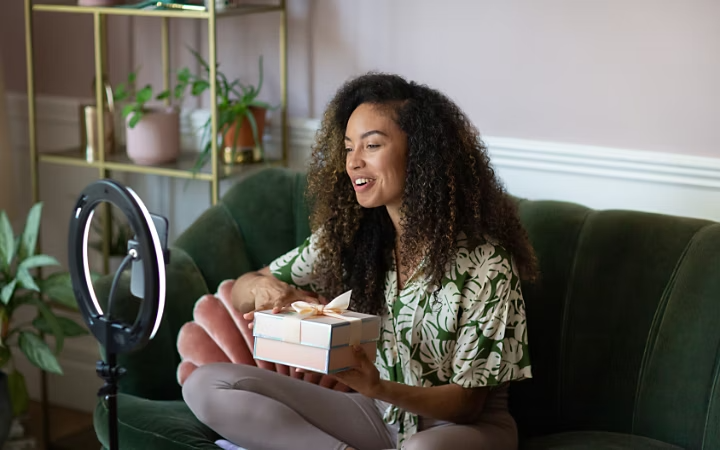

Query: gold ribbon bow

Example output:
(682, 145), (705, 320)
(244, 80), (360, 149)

(283, 290), (363, 346)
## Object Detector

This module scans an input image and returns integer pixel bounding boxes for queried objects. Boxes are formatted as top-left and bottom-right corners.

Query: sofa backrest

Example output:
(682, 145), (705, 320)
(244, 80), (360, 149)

(177, 168), (720, 449)
(510, 198), (720, 450)
(174, 168), (312, 293)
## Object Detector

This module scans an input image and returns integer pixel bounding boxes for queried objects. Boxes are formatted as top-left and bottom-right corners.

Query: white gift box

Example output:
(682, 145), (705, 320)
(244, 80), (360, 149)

(252, 291), (381, 374)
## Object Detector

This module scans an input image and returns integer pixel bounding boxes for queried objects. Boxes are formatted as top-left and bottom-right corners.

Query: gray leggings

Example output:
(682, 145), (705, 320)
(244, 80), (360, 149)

(182, 362), (518, 450)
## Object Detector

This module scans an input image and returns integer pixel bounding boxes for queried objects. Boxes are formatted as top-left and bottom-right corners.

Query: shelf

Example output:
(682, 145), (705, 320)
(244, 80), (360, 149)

(38, 147), (285, 180)
(32, 2), (283, 18)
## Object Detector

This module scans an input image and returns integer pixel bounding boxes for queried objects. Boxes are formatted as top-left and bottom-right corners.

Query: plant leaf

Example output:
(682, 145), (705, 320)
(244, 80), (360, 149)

(0, 344), (10, 368)
(34, 315), (88, 338)
(128, 112), (142, 129)
(188, 46), (210, 74)
(174, 84), (187, 100)
(18, 331), (63, 374)
(38, 272), (79, 310)
(18, 202), (43, 262)
(122, 103), (136, 119)
(114, 83), (127, 102)
(246, 110), (262, 153)
(16, 266), (40, 292)
(8, 369), (29, 417)
(19, 254), (60, 271)
(156, 90), (170, 100)
(0, 210), (15, 269)
(28, 297), (64, 355)
(177, 67), (191, 83)
(192, 80), (210, 96)
(1, 279), (17, 305)
(255, 54), (264, 97)
(136, 85), (153, 104)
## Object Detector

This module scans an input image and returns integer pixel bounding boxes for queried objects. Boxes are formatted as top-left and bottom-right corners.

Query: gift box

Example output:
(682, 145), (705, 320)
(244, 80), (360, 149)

(252, 291), (381, 374)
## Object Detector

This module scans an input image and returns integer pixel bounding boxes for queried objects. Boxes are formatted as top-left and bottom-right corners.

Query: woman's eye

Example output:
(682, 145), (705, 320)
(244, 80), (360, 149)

(345, 147), (353, 152)
(367, 144), (380, 149)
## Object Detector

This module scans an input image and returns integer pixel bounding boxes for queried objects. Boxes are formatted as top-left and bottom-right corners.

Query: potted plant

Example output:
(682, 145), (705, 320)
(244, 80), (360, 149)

(183, 49), (276, 172)
(114, 70), (190, 166)
(0, 203), (91, 446)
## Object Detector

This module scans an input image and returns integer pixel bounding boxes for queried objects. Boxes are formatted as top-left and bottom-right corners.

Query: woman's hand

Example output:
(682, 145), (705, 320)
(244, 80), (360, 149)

(331, 345), (383, 398)
(233, 268), (327, 327)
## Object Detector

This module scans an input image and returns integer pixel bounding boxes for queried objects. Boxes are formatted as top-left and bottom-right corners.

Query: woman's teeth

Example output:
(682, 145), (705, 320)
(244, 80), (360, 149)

(355, 178), (371, 186)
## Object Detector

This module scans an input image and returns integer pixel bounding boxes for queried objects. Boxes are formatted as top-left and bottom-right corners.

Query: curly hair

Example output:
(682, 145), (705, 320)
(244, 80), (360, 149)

(306, 73), (538, 315)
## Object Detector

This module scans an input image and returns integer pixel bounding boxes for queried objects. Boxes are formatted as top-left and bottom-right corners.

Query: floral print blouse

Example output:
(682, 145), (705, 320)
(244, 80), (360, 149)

(269, 231), (532, 446)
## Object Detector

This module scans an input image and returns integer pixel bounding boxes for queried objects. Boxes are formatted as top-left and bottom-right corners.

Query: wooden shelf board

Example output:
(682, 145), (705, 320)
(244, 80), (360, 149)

(38, 147), (284, 181)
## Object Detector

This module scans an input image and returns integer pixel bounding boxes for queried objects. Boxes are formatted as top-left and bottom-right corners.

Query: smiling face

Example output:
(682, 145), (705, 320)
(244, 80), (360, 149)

(345, 103), (408, 212)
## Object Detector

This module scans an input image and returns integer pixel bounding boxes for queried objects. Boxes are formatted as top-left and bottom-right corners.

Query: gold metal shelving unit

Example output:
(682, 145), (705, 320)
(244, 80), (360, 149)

(22, 1), (288, 447)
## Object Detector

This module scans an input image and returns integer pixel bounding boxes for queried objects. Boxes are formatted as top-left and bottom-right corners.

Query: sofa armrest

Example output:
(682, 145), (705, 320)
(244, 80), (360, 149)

(94, 246), (212, 401)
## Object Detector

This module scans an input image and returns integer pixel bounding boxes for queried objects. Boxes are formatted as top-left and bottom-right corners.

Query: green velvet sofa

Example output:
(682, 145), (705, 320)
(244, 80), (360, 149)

(93, 167), (720, 449)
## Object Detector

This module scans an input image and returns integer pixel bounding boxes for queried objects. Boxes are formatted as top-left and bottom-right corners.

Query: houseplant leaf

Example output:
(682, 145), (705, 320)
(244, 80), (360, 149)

(16, 266), (40, 292)
(18, 331), (62, 374)
(1, 279), (17, 305)
(18, 254), (60, 271)
(0, 210), (14, 269)
(27, 297), (64, 355)
(18, 202), (43, 261)
(192, 80), (209, 96)
(136, 85), (153, 104)
(33, 315), (88, 338)
(38, 272), (79, 310)
(8, 369), (29, 417)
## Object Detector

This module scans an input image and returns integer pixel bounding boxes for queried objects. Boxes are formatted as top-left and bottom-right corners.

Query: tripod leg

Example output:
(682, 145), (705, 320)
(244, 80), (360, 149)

(107, 351), (119, 450)
(97, 351), (121, 450)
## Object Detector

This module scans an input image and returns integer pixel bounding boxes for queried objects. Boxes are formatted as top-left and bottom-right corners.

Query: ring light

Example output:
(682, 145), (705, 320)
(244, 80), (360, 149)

(68, 179), (169, 450)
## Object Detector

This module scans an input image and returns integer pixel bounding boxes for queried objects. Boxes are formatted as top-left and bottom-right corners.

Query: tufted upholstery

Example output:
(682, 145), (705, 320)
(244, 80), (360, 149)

(92, 167), (720, 450)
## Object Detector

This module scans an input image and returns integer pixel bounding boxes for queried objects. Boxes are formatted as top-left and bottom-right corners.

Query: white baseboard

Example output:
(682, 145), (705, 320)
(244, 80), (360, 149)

(5, 93), (720, 413)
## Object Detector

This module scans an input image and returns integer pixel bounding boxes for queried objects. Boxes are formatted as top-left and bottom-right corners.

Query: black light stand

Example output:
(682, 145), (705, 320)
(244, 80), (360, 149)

(68, 180), (169, 450)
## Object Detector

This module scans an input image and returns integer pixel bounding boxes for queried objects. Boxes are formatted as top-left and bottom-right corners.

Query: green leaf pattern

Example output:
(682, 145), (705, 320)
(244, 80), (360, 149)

(269, 232), (532, 446)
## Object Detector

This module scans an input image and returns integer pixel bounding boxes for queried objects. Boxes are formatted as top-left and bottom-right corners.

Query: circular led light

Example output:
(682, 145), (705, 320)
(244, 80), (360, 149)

(68, 179), (168, 450)
(68, 178), (166, 354)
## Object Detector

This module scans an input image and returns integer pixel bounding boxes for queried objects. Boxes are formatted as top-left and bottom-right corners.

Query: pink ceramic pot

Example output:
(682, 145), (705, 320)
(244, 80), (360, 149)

(126, 107), (180, 166)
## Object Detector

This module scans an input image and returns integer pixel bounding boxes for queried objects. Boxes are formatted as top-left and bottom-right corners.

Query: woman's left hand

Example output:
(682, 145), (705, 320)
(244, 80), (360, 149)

(332, 345), (383, 398)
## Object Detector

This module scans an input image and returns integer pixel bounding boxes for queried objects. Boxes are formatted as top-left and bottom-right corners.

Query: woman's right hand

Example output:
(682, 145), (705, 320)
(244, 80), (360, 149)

(233, 267), (326, 327)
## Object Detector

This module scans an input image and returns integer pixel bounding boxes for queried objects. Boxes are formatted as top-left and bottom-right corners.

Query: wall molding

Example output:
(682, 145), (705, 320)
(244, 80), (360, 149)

(484, 136), (720, 190)
(5, 92), (720, 411)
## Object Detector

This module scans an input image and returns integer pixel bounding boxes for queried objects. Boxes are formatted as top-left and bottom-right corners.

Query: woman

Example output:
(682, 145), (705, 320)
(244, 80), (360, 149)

(183, 73), (538, 450)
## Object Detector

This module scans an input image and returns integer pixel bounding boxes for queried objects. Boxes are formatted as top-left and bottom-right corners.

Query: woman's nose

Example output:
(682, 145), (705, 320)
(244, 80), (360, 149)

(346, 148), (364, 169)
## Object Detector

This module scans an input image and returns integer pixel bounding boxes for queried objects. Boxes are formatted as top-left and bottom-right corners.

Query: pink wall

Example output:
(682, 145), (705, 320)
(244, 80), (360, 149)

(2, 0), (719, 157)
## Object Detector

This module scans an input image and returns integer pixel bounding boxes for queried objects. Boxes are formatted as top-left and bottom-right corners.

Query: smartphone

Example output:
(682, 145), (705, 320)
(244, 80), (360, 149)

(130, 214), (169, 299)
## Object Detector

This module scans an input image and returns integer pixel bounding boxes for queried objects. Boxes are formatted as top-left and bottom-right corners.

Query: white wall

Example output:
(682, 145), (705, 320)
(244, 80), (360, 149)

(2, 1), (720, 158)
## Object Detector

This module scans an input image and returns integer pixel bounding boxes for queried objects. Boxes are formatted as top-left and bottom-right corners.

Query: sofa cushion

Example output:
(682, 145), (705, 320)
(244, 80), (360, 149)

(94, 393), (220, 450)
(522, 431), (684, 450)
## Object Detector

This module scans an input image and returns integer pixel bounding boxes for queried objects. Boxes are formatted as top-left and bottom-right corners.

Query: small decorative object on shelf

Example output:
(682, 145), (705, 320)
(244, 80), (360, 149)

(79, 78), (115, 163)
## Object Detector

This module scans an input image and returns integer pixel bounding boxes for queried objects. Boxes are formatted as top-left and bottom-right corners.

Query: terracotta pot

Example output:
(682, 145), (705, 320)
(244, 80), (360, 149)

(126, 107), (180, 166)
(222, 106), (266, 164)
